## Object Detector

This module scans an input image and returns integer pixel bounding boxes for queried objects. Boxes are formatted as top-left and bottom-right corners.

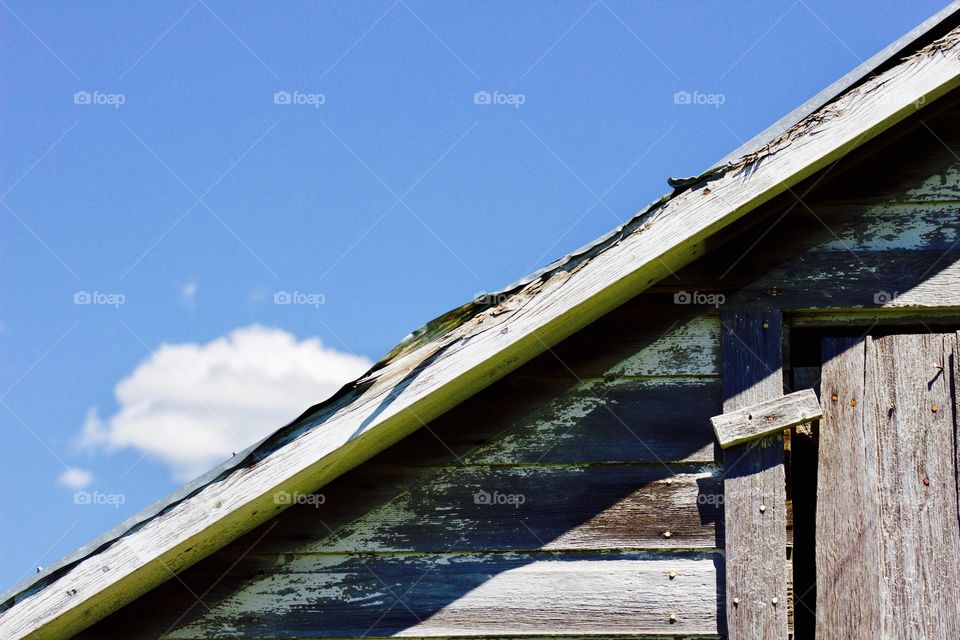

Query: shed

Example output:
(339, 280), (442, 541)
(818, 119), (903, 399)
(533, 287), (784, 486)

(5, 5), (960, 639)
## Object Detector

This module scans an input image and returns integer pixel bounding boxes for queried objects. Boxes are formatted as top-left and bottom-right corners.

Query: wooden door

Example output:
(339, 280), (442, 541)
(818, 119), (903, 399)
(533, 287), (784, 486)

(816, 334), (960, 638)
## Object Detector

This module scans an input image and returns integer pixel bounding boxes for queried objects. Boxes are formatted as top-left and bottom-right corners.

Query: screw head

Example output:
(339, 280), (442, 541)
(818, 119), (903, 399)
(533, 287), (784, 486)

(733, 597), (740, 606)
(662, 530), (672, 539)
(923, 477), (930, 486)
(931, 404), (939, 413)
(772, 597), (779, 605)
(850, 399), (857, 407)
(668, 571), (676, 579)
(759, 504), (767, 513)
(668, 613), (677, 623)
(831, 394), (838, 402)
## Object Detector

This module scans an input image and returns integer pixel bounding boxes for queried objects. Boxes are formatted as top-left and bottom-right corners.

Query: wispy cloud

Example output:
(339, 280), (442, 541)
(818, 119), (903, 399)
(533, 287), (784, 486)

(58, 467), (94, 490)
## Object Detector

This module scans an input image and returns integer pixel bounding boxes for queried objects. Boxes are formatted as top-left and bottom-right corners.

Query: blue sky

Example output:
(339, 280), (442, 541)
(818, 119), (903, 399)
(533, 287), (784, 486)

(0, 0), (946, 592)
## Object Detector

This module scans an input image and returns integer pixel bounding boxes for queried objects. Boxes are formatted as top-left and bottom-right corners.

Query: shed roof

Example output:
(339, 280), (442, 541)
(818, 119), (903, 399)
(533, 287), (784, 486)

(4, 6), (960, 639)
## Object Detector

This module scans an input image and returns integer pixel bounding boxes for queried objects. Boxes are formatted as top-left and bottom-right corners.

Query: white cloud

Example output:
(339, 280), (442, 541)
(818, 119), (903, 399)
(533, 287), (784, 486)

(59, 467), (94, 490)
(79, 326), (372, 482)
(181, 281), (197, 303)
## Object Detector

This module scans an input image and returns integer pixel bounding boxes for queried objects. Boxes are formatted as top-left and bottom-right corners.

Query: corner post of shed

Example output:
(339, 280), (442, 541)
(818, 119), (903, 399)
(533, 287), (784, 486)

(720, 309), (788, 638)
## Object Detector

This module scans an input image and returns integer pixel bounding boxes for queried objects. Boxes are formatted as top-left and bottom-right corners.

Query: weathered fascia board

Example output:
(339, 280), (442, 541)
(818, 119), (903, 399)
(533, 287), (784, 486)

(711, 389), (822, 448)
(4, 28), (960, 640)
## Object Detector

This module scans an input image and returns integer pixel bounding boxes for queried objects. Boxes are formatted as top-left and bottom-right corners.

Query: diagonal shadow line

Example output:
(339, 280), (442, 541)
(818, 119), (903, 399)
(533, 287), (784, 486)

(159, 520), (280, 636)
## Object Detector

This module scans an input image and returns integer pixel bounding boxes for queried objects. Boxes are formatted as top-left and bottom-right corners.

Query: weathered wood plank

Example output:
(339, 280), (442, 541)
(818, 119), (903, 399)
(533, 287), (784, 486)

(726, 248), (960, 310)
(462, 379), (721, 465)
(721, 310), (788, 639)
(866, 334), (960, 636)
(817, 334), (960, 638)
(712, 389), (821, 448)
(299, 464), (723, 553)
(957, 331), (960, 534)
(815, 338), (881, 639)
(162, 551), (725, 639)
(605, 315), (720, 377)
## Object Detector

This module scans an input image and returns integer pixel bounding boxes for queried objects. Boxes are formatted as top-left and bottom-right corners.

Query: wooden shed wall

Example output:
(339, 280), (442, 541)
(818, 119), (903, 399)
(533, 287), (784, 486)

(75, 96), (960, 639)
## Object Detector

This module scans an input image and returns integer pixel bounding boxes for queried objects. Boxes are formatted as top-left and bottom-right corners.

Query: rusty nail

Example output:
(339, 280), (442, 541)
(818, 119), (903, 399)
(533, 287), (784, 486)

(831, 394), (838, 402)
(923, 477), (930, 486)
(663, 530), (672, 539)
(931, 404), (938, 413)
(850, 399), (857, 407)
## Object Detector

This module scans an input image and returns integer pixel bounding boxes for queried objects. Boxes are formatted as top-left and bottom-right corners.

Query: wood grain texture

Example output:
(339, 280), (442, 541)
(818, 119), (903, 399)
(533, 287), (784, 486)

(815, 338), (881, 638)
(721, 310), (788, 639)
(162, 551), (726, 639)
(605, 315), (720, 377)
(307, 464), (723, 553)
(725, 248), (960, 310)
(712, 389), (821, 448)
(866, 334), (960, 637)
(817, 334), (960, 638)
(464, 379), (720, 465)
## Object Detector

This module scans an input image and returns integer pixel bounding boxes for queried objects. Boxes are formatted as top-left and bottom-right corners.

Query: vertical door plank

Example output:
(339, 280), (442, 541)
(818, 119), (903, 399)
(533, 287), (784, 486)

(818, 334), (960, 639)
(867, 334), (960, 637)
(816, 338), (882, 639)
(721, 310), (787, 639)
(956, 331), (960, 535)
